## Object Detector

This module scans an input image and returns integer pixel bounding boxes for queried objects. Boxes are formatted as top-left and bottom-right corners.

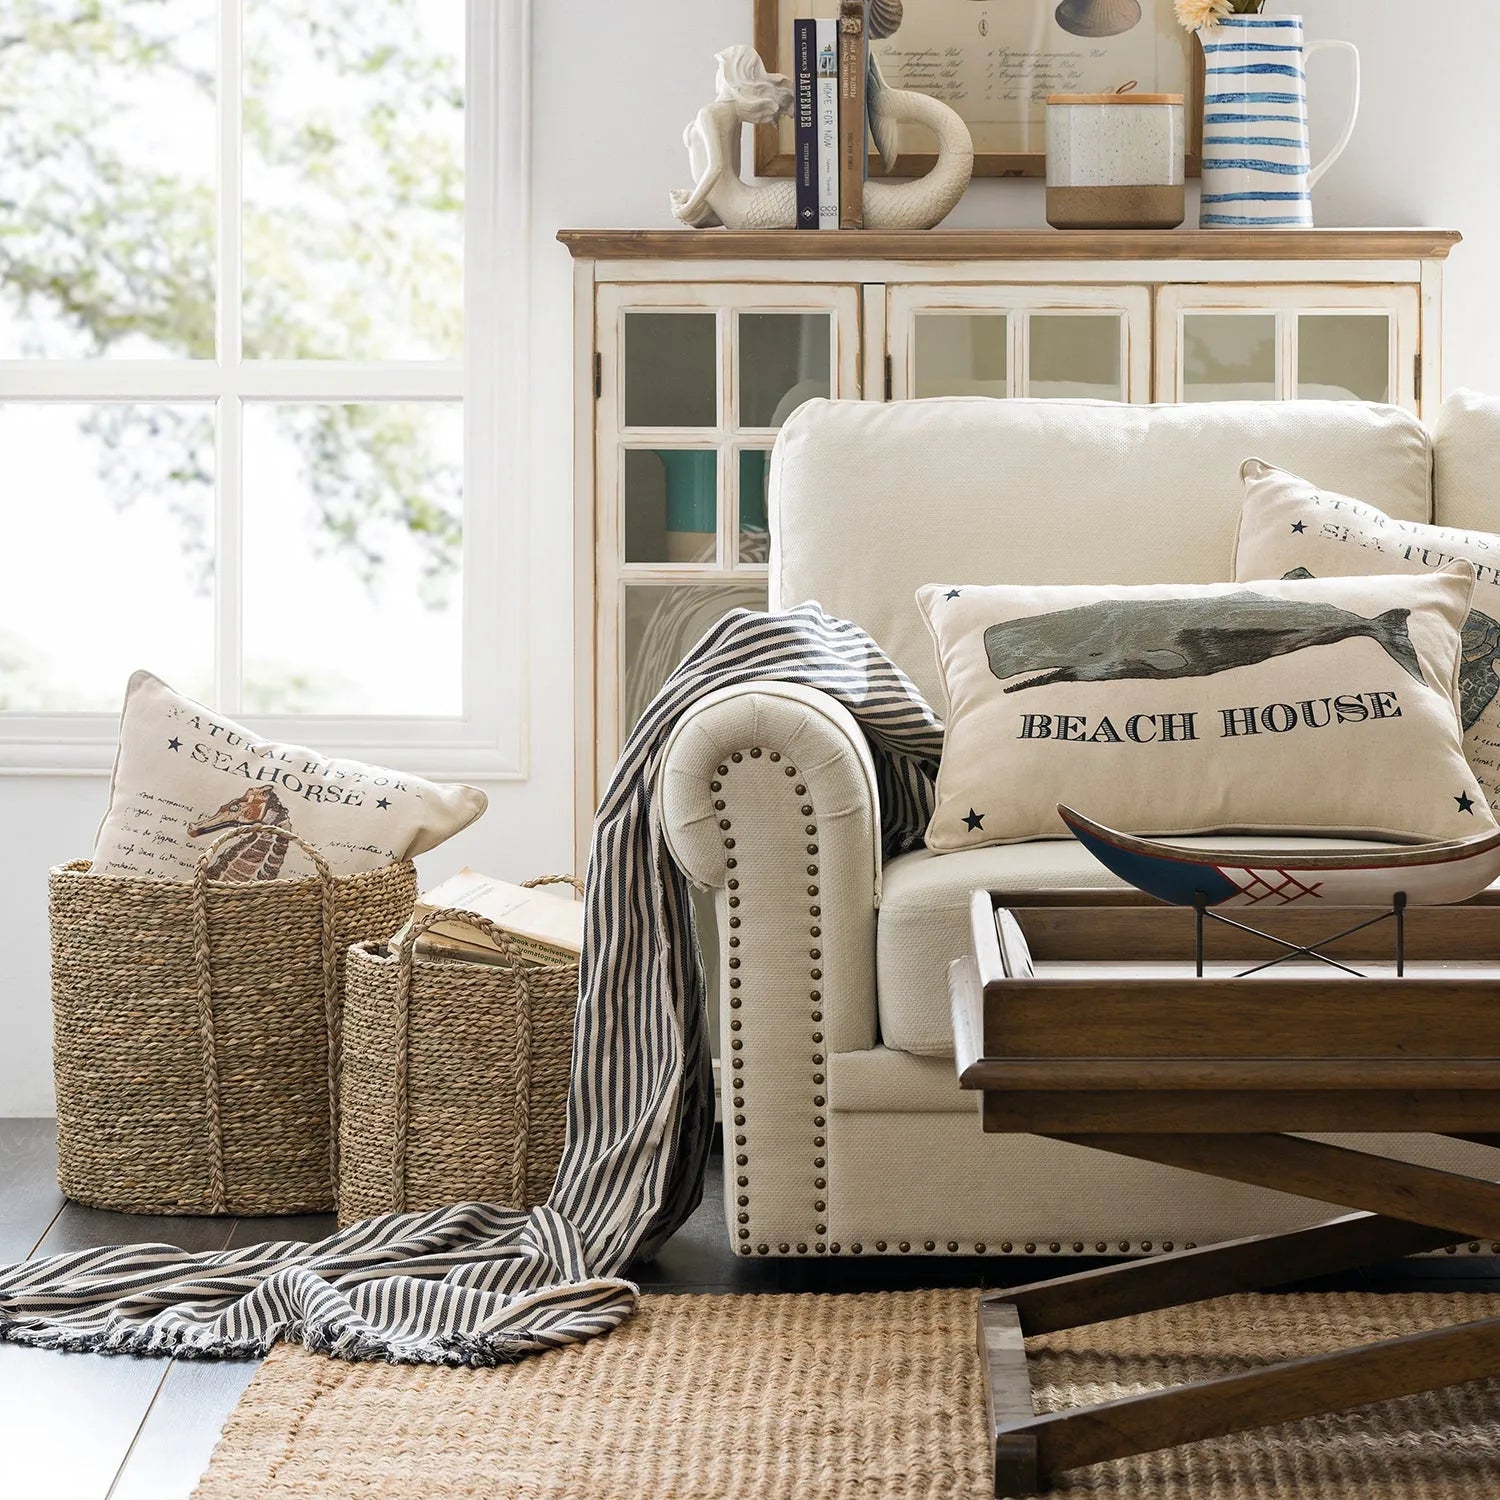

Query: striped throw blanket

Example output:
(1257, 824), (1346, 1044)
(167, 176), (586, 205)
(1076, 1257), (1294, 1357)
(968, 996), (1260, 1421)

(0, 606), (943, 1364)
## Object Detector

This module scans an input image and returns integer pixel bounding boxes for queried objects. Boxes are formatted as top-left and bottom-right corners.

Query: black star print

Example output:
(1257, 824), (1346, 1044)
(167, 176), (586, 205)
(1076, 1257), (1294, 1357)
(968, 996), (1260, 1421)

(376, 797), (391, 810)
(167, 736), (182, 752)
(962, 808), (985, 832)
(1457, 791), (1477, 814)
(1291, 521), (1307, 534)
(945, 589), (961, 601)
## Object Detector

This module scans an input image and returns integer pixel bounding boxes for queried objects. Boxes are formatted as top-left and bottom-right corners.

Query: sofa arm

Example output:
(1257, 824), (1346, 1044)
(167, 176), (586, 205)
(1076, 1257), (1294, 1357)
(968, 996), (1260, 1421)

(660, 682), (882, 1255)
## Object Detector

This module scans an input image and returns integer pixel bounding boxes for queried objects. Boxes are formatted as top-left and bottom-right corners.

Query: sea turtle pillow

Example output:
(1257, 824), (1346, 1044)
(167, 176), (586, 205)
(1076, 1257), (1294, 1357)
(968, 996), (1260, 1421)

(917, 566), (1491, 850)
(90, 671), (487, 882)
(1235, 459), (1500, 817)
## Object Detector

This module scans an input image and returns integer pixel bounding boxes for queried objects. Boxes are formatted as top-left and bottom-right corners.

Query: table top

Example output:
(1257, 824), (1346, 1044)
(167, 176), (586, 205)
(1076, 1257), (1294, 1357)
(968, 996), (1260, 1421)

(952, 889), (1500, 1135)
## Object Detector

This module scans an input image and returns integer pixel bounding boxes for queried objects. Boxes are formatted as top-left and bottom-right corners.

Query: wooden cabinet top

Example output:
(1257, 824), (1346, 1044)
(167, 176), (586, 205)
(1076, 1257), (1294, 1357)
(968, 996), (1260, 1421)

(559, 228), (1461, 263)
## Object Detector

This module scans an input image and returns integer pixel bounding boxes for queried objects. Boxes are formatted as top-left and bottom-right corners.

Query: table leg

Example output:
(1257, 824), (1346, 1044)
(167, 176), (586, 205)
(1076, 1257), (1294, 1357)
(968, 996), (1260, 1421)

(990, 1308), (1500, 1491)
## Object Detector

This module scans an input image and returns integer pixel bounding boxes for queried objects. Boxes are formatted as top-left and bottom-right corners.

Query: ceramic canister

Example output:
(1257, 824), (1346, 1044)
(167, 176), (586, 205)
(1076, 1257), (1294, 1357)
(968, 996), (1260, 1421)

(1198, 14), (1360, 227)
(1045, 94), (1186, 230)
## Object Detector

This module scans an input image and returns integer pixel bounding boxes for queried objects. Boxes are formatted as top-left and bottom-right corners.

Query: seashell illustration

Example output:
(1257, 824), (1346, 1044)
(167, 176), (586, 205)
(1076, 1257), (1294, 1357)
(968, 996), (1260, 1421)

(1054, 0), (1143, 38)
(868, 0), (903, 41)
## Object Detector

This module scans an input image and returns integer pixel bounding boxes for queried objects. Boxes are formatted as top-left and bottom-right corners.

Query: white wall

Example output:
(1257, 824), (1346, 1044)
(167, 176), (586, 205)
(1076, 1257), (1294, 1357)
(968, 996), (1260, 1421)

(2, 0), (1497, 1114)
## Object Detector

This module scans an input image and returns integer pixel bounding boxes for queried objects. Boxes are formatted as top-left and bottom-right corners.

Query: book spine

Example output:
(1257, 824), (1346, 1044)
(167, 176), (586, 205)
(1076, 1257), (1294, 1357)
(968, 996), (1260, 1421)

(837, 0), (866, 230)
(793, 19), (817, 230)
(815, 19), (839, 229)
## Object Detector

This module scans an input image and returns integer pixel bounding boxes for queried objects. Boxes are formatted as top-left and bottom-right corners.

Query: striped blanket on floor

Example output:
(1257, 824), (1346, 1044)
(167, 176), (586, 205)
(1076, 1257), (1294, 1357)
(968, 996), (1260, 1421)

(0, 605), (944, 1364)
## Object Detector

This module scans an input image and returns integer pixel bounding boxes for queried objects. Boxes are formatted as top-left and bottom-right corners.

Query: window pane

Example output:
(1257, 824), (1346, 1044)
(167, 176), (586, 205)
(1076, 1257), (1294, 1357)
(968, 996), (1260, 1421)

(242, 1), (464, 360)
(241, 403), (462, 715)
(0, 404), (214, 709)
(624, 313), (718, 428)
(737, 313), (831, 428)
(1181, 314), (1278, 402)
(738, 448), (772, 564)
(622, 583), (766, 734)
(1297, 314), (1391, 403)
(624, 449), (718, 565)
(0, 1), (216, 358)
(914, 314), (1008, 398)
(1028, 314), (1122, 400)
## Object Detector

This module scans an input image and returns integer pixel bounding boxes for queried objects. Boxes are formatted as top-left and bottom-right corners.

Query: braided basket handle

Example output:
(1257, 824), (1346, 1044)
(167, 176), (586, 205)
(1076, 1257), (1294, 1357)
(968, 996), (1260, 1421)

(388, 876), (583, 1213)
(190, 824), (340, 1214)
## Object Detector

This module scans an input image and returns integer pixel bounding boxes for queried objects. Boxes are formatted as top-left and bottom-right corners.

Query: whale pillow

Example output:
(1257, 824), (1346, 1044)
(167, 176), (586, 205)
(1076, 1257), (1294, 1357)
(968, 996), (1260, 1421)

(89, 670), (487, 882)
(917, 565), (1491, 850)
(1235, 459), (1500, 819)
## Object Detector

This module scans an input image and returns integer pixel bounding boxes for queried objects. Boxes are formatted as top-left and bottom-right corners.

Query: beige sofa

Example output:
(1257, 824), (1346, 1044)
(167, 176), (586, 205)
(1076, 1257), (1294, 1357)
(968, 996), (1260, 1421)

(660, 392), (1500, 1261)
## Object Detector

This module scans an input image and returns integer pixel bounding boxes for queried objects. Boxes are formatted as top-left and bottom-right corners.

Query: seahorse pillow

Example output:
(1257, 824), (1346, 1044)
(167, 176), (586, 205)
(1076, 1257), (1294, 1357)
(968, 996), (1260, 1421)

(917, 566), (1491, 850)
(89, 671), (487, 882)
(1235, 459), (1500, 818)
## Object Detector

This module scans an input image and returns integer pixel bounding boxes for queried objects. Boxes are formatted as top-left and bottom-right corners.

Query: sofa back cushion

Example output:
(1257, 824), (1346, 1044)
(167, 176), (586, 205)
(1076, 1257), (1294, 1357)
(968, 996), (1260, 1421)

(770, 397), (1432, 706)
(1435, 390), (1500, 532)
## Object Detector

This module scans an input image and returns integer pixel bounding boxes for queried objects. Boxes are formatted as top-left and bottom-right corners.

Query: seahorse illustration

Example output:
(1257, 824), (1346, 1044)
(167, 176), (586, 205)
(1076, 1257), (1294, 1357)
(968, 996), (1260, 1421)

(187, 786), (296, 882)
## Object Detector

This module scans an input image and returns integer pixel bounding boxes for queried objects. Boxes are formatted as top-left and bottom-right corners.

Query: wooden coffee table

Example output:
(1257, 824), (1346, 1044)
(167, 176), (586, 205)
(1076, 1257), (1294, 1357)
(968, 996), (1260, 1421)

(951, 887), (1500, 1497)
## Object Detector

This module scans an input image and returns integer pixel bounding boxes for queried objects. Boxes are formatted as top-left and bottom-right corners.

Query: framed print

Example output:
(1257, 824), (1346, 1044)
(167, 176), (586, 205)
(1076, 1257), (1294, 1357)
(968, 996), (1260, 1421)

(753, 0), (1203, 178)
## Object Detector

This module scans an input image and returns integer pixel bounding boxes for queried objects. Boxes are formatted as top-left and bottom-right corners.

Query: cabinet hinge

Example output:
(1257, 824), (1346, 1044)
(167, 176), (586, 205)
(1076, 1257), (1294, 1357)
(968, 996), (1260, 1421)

(1414, 354), (1422, 405)
(594, 351), (602, 399)
(884, 354), (893, 402)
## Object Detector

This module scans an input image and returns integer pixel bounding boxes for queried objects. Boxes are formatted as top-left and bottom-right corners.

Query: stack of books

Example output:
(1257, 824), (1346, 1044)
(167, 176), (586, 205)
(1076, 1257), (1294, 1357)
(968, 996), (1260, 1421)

(793, 1), (872, 231)
(396, 868), (584, 968)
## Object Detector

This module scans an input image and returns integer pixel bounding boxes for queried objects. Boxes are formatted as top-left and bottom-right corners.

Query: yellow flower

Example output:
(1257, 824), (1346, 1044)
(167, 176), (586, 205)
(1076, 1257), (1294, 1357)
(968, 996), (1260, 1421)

(1174, 0), (1234, 28)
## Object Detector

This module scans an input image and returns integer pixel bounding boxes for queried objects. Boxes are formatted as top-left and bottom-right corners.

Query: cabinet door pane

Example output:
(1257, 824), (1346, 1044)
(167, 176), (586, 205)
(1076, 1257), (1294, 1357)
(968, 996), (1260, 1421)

(624, 312), (717, 428)
(1297, 314), (1391, 403)
(738, 313), (831, 428)
(624, 449), (717, 565)
(1181, 313), (1278, 402)
(1029, 314), (1122, 400)
(914, 313), (1008, 398)
(738, 448), (772, 564)
(623, 583), (766, 733)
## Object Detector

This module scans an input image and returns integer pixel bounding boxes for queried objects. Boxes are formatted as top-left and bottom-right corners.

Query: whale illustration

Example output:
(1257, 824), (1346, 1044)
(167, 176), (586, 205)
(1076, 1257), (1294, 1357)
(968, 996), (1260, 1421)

(984, 590), (1426, 693)
(1283, 567), (1500, 731)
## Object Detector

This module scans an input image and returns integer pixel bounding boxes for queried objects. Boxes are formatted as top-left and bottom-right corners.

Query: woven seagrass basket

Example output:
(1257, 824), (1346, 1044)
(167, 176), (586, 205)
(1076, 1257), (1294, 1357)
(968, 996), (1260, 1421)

(49, 827), (416, 1216)
(337, 876), (581, 1226)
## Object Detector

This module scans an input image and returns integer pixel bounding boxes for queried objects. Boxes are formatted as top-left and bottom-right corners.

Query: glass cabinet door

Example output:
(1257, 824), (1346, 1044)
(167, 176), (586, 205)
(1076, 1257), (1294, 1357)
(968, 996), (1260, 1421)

(593, 284), (860, 790)
(1157, 286), (1418, 410)
(888, 285), (1151, 403)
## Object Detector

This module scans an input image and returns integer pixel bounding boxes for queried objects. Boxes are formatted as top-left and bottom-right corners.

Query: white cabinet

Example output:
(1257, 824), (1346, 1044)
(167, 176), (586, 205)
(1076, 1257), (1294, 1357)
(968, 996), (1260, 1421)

(564, 227), (1458, 856)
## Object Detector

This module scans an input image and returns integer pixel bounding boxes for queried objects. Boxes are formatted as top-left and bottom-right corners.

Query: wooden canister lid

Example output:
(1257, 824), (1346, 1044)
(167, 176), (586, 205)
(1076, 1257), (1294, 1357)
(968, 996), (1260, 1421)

(1047, 93), (1184, 105)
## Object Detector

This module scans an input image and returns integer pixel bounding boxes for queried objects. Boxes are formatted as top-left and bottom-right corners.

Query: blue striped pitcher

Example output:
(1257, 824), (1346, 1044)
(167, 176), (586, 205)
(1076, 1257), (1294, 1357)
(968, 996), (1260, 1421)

(1198, 15), (1360, 228)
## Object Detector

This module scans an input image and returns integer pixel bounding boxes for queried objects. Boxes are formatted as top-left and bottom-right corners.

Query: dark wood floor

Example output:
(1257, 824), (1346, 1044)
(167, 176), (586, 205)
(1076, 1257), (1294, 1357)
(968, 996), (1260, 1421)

(5, 1119), (1500, 1500)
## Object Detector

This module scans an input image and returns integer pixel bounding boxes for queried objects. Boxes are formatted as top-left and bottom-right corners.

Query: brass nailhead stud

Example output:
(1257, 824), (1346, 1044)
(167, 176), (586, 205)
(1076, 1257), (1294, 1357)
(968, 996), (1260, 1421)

(711, 780), (722, 792)
(812, 1032), (823, 1044)
(718, 819), (731, 831)
(814, 1135), (825, 1147)
(734, 1114), (745, 1126)
(807, 885), (818, 897)
(814, 1177), (826, 1189)
(778, 1242), (789, 1253)
(726, 858), (737, 869)
(1119, 1242), (1130, 1252)
(806, 844), (818, 856)
(801, 804), (813, 815)
(729, 957), (740, 969)
(1049, 1243), (1061, 1253)
(731, 752), (743, 762)
(736, 1155), (747, 1166)
(924, 1241), (936, 1252)
(1096, 1242), (1107, 1253)
(738, 1212), (749, 1224)
(948, 1241), (960, 1253)
(716, 765), (728, 776)
(729, 916), (741, 929)
(806, 865), (818, 877)
(728, 936), (739, 949)
(731, 1040), (743, 1052)
(724, 838), (736, 850)
(809, 948), (821, 960)
(816, 1224), (827, 1234)
(805, 825), (816, 836)
(1024, 1243), (1036, 1254)
(813, 1116), (825, 1128)
(1472, 1242), (1483, 1253)
(713, 799), (726, 811)
(814, 1200), (826, 1212)
(785, 766), (797, 777)
(737, 1195), (749, 1207)
(729, 978), (741, 990)
(1073, 1242), (1085, 1253)
(814, 1243), (825, 1254)
(730, 1019), (741, 1031)
(1162, 1242), (1174, 1253)
(899, 1241), (910, 1253)
(1142, 1242), (1153, 1251)
(875, 1241), (887, 1251)
(812, 1053), (823, 1065)
(810, 969), (822, 981)
(813, 1095), (825, 1107)
(758, 1244), (769, 1255)
(812, 1073), (824, 1085)
(795, 783), (807, 794)
(810, 906), (820, 916)
(734, 1134), (746, 1145)
(830, 1242), (841, 1253)
(727, 878), (739, 890)
(769, 751), (781, 762)
(1001, 1243), (1013, 1253)
(810, 926), (822, 938)
(796, 1243), (807, 1254)
(813, 1156), (825, 1168)
(851, 1243), (862, 1254)
(750, 748), (762, 759)
(975, 1243), (987, 1253)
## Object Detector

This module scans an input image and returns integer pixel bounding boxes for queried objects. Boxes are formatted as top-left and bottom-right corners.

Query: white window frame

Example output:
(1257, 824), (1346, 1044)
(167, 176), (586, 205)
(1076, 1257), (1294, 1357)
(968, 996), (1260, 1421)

(0, 0), (530, 780)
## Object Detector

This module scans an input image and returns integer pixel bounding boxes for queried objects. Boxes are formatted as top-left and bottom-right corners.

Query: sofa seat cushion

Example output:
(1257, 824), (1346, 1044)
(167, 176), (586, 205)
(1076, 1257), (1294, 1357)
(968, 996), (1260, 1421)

(876, 835), (1383, 1058)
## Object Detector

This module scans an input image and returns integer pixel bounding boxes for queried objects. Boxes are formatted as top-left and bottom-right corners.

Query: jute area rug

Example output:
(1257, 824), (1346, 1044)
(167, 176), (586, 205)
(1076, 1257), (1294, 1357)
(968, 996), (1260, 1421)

(193, 1288), (1500, 1499)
